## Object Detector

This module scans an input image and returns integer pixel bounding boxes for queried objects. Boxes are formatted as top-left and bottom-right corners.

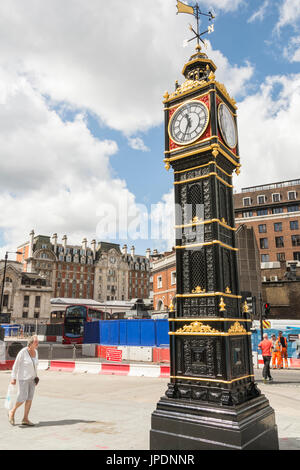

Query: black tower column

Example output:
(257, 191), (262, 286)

(150, 45), (279, 450)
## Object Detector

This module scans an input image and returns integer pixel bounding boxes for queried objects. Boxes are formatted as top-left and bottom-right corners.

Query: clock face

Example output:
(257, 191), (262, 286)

(169, 100), (209, 145)
(218, 103), (237, 149)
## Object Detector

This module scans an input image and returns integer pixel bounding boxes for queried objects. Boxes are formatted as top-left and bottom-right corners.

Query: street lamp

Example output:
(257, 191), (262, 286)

(0, 251), (23, 321)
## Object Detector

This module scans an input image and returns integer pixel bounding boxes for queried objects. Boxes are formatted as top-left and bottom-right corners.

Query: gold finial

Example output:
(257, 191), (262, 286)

(169, 301), (175, 312)
(211, 144), (219, 158)
(163, 91), (169, 101)
(243, 301), (249, 314)
(235, 165), (241, 176)
(219, 297), (226, 312)
(225, 287), (231, 294)
(164, 160), (170, 171)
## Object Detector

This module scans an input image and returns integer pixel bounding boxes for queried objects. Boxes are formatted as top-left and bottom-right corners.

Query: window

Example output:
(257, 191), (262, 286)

(275, 236), (284, 248)
(23, 295), (29, 308)
(274, 222), (282, 232)
(34, 312), (39, 319)
(288, 205), (299, 212)
(157, 276), (163, 289)
(260, 238), (269, 249)
(294, 252), (300, 261)
(292, 235), (300, 247)
(277, 253), (285, 261)
(290, 220), (299, 230)
(272, 193), (281, 203)
(288, 191), (296, 201)
(261, 254), (270, 262)
(3, 295), (8, 307)
(35, 296), (41, 308)
(258, 224), (267, 233)
(257, 195), (266, 204)
(171, 271), (176, 285)
(257, 209), (268, 216)
(272, 207), (283, 214)
(243, 197), (251, 207)
(243, 211), (253, 218)
(22, 312), (28, 319)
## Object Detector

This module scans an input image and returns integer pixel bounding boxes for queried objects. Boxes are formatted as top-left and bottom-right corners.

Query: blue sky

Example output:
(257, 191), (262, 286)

(0, 0), (300, 258)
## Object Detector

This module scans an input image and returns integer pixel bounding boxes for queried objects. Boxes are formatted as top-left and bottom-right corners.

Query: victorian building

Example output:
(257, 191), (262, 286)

(16, 231), (151, 304)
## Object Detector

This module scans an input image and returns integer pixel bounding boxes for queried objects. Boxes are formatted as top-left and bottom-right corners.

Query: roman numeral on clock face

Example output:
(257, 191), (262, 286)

(169, 100), (209, 145)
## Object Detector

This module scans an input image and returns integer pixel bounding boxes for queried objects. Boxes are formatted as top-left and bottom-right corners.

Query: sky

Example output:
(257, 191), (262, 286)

(0, 0), (300, 259)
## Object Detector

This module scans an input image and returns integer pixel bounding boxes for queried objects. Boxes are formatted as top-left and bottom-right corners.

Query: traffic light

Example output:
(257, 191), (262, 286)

(246, 296), (256, 317)
(263, 303), (270, 318)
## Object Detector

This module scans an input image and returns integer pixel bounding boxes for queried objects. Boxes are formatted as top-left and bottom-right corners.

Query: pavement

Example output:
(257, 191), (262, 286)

(0, 367), (300, 451)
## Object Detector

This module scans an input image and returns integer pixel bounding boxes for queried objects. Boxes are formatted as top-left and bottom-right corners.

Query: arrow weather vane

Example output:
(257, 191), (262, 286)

(176, 0), (215, 49)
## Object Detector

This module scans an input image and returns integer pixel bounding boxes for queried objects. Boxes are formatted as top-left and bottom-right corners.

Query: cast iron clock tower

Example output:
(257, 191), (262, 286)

(150, 2), (279, 450)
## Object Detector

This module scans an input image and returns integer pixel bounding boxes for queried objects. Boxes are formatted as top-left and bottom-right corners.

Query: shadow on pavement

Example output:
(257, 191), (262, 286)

(31, 419), (97, 428)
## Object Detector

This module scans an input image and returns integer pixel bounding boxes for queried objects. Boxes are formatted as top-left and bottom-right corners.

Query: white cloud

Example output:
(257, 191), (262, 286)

(128, 137), (150, 152)
(0, 67), (139, 256)
(0, 0), (254, 137)
(248, 0), (270, 23)
(284, 35), (300, 62)
(234, 73), (300, 191)
(275, 0), (300, 32)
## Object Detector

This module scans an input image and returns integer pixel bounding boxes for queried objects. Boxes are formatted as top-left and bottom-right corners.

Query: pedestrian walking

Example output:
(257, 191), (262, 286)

(8, 335), (39, 426)
(258, 333), (273, 383)
(278, 331), (288, 369)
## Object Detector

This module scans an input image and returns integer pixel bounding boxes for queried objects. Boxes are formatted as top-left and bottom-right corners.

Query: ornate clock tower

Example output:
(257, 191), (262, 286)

(150, 8), (279, 450)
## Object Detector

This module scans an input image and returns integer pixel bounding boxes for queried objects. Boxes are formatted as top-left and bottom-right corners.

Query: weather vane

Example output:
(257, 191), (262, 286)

(176, 1), (215, 49)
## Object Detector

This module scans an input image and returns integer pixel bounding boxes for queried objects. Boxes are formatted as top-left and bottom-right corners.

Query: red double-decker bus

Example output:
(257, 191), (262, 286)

(63, 304), (106, 344)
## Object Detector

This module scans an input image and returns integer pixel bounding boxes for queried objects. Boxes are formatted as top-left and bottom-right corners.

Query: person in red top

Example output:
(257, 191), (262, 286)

(258, 333), (273, 383)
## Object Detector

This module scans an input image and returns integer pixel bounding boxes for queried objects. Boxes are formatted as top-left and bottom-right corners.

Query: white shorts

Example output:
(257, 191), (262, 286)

(16, 379), (35, 402)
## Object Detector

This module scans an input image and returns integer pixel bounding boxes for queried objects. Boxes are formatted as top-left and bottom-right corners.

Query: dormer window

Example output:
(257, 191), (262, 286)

(257, 195), (266, 204)
(272, 193), (281, 203)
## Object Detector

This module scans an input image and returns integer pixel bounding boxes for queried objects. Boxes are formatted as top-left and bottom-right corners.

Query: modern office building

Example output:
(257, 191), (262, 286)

(234, 179), (300, 267)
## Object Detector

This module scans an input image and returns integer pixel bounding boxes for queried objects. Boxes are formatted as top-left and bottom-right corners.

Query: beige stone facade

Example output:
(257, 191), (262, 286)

(0, 261), (53, 323)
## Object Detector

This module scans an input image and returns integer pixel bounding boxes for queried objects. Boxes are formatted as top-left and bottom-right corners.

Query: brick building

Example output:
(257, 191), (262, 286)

(234, 179), (300, 266)
(151, 250), (176, 311)
(16, 231), (151, 305)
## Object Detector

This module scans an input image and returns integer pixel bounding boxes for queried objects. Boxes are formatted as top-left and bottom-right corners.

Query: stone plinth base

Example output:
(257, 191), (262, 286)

(150, 395), (279, 450)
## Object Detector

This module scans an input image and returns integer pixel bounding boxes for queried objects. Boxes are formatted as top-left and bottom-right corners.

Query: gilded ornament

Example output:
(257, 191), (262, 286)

(190, 216), (202, 224)
(219, 297), (226, 312)
(211, 144), (219, 158)
(215, 81), (237, 110)
(167, 78), (207, 100)
(225, 287), (231, 294)
(176, 321), (220, 334)
(228, 322), (247, 335)
(243, 301), (249, 314)
(192, 286), (206, 294)
(169, 301), (175, 312)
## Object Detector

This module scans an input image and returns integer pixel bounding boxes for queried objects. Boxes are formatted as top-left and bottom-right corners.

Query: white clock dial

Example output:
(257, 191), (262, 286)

(169, 100), (209, 145)
(218, 103), (237, 149)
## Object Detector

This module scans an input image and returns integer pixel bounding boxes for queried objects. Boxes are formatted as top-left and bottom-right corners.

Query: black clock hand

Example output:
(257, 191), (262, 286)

(183, 114), (191, 138)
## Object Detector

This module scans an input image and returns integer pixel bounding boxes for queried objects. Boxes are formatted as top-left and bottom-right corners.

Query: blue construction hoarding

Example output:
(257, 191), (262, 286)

(84, 319), (169, 347)
(84, 320), (300, 358)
